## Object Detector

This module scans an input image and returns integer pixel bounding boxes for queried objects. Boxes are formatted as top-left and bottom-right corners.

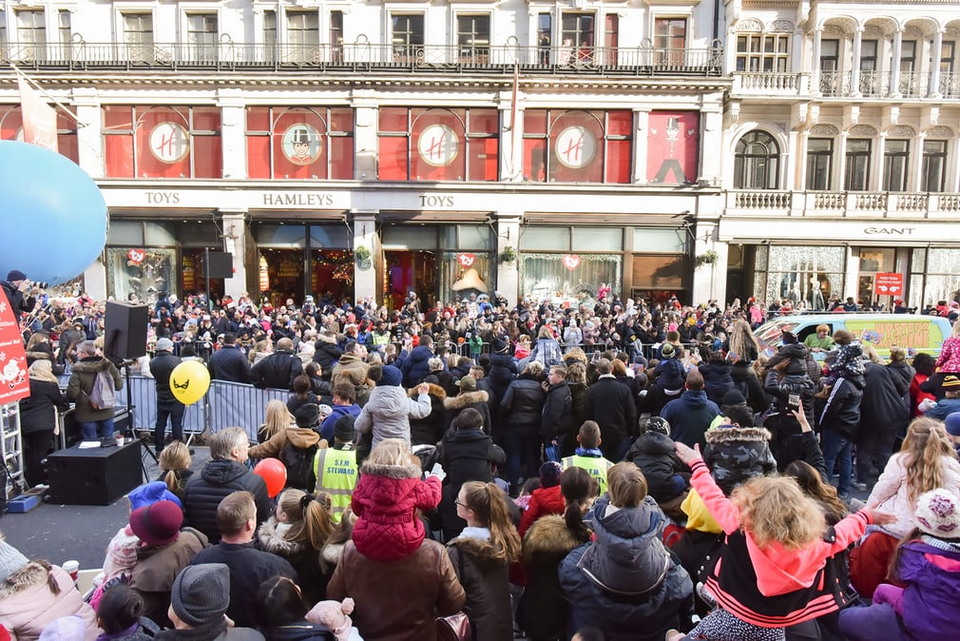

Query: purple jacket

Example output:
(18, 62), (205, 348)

(899, 539), (960, 639)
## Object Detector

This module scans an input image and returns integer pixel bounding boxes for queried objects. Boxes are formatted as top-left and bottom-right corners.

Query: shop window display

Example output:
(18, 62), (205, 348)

(106, 247), (177, 304)
(0, 106), (79, 163)
(246, 106), (353, 179)
(915, 248), (960, 307)
(520, 252), (621, 304)
(523, 109), (632, 184)
(753, 245), (844, 310)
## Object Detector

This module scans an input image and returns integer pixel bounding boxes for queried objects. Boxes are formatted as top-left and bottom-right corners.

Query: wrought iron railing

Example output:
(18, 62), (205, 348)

(0, 39), (724, 76)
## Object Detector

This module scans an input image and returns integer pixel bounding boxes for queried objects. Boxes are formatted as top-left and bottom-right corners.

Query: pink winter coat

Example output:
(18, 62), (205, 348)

(0, 562), (99, 641)
(936, 336), (960, 374)
(351, 459), (441, 562)
(867, 452), (960, 539)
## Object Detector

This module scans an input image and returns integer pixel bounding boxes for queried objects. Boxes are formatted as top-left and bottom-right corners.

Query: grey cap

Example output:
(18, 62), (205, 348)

(156, 338), (174, 352)
(0, 538), (28, 582)
(171, 563), (231, 626)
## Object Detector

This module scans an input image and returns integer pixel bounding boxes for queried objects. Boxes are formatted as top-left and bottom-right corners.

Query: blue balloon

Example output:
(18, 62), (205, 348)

(0, 141), (107, 286)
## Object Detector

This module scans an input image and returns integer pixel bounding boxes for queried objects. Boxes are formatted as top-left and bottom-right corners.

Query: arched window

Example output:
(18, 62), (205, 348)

(734, 130), (780, 189)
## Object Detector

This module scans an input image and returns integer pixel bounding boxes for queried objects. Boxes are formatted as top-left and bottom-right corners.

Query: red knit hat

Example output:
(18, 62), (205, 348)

(130, 500), (183, 547)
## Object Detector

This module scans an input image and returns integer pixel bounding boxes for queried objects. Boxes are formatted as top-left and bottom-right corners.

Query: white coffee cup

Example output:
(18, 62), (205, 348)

(115, 434), (125, 447)
(62, 560), (79, 582)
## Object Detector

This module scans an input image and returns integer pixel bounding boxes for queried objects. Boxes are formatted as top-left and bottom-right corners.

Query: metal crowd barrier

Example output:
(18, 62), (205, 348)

(58, 373), (289, 443)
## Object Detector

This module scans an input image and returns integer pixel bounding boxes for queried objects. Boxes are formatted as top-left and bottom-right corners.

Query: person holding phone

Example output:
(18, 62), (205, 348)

(762, 343), (817, 471)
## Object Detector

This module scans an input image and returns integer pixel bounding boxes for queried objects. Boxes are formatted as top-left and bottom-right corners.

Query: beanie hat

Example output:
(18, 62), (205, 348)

(0, 539), (29, 583)
(491, 338), (508, 354)
(5, 270), (26, 282)
(660, 344), (676, 359)
(334, 415), (357, 442)
(915, 488), (960, 540)
(640, 416), (670, 436)
(128, 481), (183, 510)
(129, 500), (183, 547)
(721, 389), (747, 407)
(943, 375), (960, 390)
(38, 616), (86, 641)
(156, 338), (174, 352)
(539, 461), (563, 488)
(171, 564), (231, 627)
(427, 357), (443, 372)
(295, 403), (320, 428)
(944, 412), (960, 437)
(379, 366), (402, 387)
(456, 375), (477, 392)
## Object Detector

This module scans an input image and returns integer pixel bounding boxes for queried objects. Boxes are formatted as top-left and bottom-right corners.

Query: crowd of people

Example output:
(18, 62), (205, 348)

(5, 270), (960, 640)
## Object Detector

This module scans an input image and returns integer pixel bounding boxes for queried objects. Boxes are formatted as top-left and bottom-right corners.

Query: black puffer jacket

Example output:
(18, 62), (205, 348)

(19, 378), (69, 433)
(624, 432), (686, 503)
(541, 380), (572, 442)
(250, 349), (302, 390)
(263, 622), (333, 641)
(861, 361), (910, 437)
(447, 537), (513, 641)
(501, 375), (545, 430)
(409, 383), (447, 446)
(150, 351), (182, 405)
(487, 353), (518, 404)
(312, 335), (343, 372)
(702, 425), (777, 495)
(183, 459), (271, 543)
(730, 364), (769, 413)
(819, 374), (865, 440)
(438, 428), (506, 541)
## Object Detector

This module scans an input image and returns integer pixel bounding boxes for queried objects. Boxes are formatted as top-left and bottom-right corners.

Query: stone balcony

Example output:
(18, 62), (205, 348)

(731, 71), (960, 100)
(725, 190), (960, 218)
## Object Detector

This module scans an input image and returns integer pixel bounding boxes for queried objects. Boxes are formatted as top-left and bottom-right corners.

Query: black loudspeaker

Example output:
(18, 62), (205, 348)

(204, 252), (233, 279)
(46, 440), (142, 505)
(104, 301), (149, 360)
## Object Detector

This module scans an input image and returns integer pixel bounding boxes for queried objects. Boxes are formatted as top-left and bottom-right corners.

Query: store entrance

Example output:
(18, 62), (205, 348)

(385, 250), (438, 310)
(259, 249), (305, 307)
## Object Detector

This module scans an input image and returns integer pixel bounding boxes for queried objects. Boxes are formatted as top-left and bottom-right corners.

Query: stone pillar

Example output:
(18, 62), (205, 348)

(843, 244), (859, 301)
(220, 211), (248, 299)
(217, 88), (246, 179)
(494, 213), (522, 303)
(811, 28), (823, 97)
(353, 91), (378, 181)
(835, 132), (848, 190)
(691, 219), (723, 304)
(700, 107), (723, 185)
(353, 212), (377, 303)
(873, 132), (887, 191)
(931, 30), (944, 98)
(500, 86), (524, 183)
(851, 28), (863, 97)
(912, 132), (926, 192)
(72, 87), (102, 178)
(890, 29), (903, 98)
(634, 109), (649, 183)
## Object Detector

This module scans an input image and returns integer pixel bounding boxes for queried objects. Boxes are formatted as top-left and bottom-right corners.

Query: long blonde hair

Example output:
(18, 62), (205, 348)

(459, 481), (521, 563)
(362, 438), (419, 470)
(900, 417), (959, 502)
(259, 400), (293, 439)
(731, 476), (826, 550)
(158, 441), (191, 494)
(28, 359), (59, 384)
(727, 319), (760, 361)
(277, 488), (334, 550)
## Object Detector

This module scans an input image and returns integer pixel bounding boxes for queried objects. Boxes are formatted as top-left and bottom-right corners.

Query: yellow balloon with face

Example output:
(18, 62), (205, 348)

(169, 360), (211, 405)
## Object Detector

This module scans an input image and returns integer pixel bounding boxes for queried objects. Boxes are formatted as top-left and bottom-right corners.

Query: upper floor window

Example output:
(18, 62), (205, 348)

(523, 109), (632, 184)
(734, 130), (779, 189)
(941, 41), (955, 74)
(806, 138), (833, 190)
(287, 11), (319, 46)
(457, 14), (490, 62)
(654, 17), (686, 66)
(392, 13), (424, 62)
(736, 33), (788, 72)
(378, 107), (498, 181)
(560, 12), (594, 65)
(247, 107), (353, 180)
(883, 139), (909, 192)
(264, 10), (277, 47)
(17, 9), (46, 46)
(922, 140), (948, 193)
(58, 10), (71, 46)
(844, 139), (871, 191)
(103, 106), (221, 179)
(186, 13), (218, 62)
(122, 12), (153, 47)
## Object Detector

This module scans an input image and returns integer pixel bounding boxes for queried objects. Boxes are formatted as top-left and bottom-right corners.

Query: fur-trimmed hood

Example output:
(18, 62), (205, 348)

(449, 535), (504, 568)
(315, 332), (339, 345)
(521, 514), (584, 566)
(443, 389), (489, 410)
(321, 540), (345, 566)
(0, 560), (52, 598)
(25, 350), (53, 362)
(257, 517), (306, 556)
(409, 383), (447, 400)
(70, 357), (113, 374)
(705, 425), (771, 446)
(360, 459), (422, 479)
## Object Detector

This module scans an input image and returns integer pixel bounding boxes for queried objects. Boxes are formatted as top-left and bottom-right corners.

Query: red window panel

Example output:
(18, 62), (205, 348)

(525, 109), (547, 135)
(0, 107), (78, 163)
(330, 137), (354, 180)
(411, 110), (465, 181)
(103, 106), (133, 130)
(607, 110), (633, 136)
(193, 108), (220, 131)
(606, 139), (631, 183)
(468, 138), (498, 181)
(247, 136), (272, 179)
(550, 111), (603, 183)
(246, 107), (271, 132)
(469, 109), (499, 134)
(0, 106), (21, 139)
(329, 108), (353, 132)
(523, 139), (547, 182)
(379, 137), (408, 180)
(104, 135), (134, 177)
(193, 136), (222, 178)
(379, 107), (409, 133)
(136, 107), (191, 178)
(647, 111), (699, 185)
(272, 109), (328, 179)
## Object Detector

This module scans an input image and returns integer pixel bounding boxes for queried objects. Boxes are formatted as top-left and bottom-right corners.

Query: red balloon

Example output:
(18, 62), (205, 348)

(253, 458), (287, 498)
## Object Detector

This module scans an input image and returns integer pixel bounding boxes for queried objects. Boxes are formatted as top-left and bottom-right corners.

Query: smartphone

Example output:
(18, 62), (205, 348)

(788, 393), (801, 411)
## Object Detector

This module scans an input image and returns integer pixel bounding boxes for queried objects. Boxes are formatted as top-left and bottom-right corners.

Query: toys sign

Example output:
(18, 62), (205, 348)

(874, 272), (904, 296)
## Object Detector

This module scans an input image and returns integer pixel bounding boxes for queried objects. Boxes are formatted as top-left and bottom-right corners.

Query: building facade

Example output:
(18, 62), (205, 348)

(719, 0), (960, 310)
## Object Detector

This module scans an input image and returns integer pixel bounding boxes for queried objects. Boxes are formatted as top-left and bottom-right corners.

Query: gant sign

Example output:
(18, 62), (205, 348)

(864, 227), (916, 235)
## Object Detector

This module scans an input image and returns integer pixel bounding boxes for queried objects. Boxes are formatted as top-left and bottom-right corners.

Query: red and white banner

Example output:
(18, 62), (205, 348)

(0, 291), (30, 405)
(874, 272), (904, 296)
(16, 74), (58, 152)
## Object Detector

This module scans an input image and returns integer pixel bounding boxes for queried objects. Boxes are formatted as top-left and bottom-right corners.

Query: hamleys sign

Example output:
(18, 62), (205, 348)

(555, 126), (597, 169)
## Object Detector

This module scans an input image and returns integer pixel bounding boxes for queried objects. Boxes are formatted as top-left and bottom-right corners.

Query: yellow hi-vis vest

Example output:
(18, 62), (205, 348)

(561, 454), (614, 495)
(313, 446), (359, 523)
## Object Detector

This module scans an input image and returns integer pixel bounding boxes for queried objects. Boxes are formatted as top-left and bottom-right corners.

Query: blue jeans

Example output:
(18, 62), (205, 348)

(79, 417), (115, 441)
(821, 428), (853, 496)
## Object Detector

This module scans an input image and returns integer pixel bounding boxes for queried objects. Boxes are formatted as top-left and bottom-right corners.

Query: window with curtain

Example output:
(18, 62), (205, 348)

(844, 139), (871, 191)
(734, 130), (780, 189)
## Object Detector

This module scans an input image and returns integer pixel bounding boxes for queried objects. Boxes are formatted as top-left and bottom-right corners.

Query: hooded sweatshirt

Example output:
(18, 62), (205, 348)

(661, 390), (721, 449)
(354, 386), (431, 449)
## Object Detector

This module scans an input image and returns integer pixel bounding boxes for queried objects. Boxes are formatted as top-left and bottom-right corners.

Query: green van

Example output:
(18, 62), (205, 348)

(754, 314), (952, 361)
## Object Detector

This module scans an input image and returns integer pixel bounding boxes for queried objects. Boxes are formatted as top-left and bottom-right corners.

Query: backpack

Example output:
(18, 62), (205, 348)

(280, 442), (318, 490)
(88, 369), (117, 410)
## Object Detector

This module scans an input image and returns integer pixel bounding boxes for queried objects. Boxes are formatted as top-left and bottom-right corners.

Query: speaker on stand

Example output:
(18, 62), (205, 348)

(103, 301), (155, 473)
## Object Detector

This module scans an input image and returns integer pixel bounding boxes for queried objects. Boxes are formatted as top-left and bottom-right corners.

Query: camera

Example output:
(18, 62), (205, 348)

(31, 280), (49, 289)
